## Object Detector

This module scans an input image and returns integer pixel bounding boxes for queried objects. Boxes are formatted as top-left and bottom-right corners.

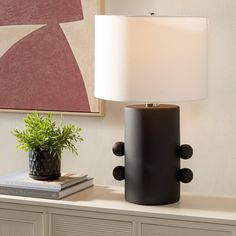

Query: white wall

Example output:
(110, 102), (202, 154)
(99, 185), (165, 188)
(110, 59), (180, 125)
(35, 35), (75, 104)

(1, 0), (236, 196)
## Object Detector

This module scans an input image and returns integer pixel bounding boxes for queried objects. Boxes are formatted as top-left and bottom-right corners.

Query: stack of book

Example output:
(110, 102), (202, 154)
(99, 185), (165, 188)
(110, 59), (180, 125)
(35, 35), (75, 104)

(0, 172), (93, 200)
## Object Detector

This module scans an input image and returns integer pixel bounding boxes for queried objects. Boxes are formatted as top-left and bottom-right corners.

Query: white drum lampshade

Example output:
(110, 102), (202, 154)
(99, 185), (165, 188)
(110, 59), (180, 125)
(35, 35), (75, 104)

(95, 16), (207, 103)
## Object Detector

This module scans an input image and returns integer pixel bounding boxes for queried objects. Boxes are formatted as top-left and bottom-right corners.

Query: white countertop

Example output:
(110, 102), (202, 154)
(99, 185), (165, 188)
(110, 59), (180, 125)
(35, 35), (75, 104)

(0, 185), (236, 224)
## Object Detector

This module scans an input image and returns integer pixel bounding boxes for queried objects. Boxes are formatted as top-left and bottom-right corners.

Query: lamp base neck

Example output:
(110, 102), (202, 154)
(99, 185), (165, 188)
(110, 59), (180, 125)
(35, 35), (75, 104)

(126, 103), (179, 110)
(145, 103), (160, 108)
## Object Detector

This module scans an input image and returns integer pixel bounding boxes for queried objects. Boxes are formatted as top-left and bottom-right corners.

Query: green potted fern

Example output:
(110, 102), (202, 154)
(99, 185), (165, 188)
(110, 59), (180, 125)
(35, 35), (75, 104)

(12, 112), (83, 180)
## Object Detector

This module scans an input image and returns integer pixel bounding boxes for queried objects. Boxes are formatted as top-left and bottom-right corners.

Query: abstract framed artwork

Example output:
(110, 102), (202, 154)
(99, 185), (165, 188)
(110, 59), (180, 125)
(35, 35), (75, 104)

(0, 0), (104, 116)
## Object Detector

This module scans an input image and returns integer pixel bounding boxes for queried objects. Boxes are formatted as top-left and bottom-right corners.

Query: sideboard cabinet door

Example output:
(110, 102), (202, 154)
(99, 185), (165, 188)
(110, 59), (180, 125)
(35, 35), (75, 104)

(142, 222), (236, 236)
(0, 208), (43, 236)
(52, 213), (133, 236)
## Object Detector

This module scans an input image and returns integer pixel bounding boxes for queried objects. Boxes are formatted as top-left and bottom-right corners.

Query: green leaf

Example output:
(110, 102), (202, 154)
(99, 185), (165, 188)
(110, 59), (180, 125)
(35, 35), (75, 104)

(11, 112), (84, 159)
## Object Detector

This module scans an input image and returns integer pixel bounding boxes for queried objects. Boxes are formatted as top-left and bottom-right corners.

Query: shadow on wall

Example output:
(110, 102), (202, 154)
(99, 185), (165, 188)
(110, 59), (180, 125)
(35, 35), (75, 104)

(105, 101), (126, 125)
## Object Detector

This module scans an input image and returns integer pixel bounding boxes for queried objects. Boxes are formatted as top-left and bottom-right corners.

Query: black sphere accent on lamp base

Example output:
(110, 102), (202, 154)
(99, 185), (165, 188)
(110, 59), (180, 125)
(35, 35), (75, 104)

(112, 104), (194, 205)
(113, 166), (125, 181)
(177, 168), (193, 183)
(112, 142), (125, 156)
(178, 144), (193, 159)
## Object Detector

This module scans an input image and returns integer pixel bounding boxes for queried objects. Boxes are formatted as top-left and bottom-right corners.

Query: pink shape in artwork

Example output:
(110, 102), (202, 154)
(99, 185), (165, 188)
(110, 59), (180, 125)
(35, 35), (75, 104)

(0, 24), (90, 112)
(0, 0), (83, 26)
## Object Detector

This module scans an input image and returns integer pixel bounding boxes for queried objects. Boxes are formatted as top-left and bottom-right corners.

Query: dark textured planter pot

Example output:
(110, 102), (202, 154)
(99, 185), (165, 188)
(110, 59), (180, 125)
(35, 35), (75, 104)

(29, 150), (61, 180)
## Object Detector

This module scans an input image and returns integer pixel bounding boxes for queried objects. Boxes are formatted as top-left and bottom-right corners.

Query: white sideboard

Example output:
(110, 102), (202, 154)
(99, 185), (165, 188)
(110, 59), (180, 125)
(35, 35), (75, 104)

(0, 185), (236, 236)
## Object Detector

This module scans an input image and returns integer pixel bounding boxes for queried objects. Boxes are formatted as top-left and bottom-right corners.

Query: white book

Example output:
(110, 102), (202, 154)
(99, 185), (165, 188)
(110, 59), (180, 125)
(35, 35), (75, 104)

(0, 178), (94, 200)
(0, 172), (88, 191)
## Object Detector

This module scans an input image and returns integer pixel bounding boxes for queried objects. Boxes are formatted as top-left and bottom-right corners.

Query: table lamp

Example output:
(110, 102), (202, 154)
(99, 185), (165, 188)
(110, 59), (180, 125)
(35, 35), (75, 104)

(95, 15), (207, 205)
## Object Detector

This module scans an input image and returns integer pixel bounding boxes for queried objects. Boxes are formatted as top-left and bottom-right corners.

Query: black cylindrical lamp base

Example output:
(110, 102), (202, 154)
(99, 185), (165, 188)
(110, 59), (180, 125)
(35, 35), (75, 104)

(124, 104), (180, 205)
